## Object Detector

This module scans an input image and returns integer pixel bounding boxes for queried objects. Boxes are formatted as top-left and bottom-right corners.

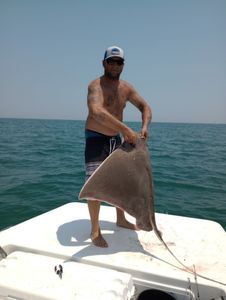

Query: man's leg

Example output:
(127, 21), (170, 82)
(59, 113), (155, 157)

(88, 200), (108, 248)
(116, 207), (137, 230)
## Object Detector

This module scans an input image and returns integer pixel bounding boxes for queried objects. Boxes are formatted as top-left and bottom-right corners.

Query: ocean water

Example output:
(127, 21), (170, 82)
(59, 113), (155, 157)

(0, 118), (226, 231)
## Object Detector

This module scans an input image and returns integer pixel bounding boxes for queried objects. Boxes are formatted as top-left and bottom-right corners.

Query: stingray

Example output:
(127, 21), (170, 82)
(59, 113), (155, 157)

(79, 137), (156, 232)
(78, 137), (226, 286)
(79, 137), (170, 252)
(79, 137), (183, 261)
(79, 137), (226, 286)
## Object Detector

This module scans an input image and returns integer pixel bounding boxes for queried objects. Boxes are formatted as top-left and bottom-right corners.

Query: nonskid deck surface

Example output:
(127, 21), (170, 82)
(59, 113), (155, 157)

(0, 202), (225, 300)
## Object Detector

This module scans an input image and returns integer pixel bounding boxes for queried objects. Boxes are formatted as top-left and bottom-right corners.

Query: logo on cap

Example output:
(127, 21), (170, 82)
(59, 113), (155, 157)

(111, 48), (120, 55)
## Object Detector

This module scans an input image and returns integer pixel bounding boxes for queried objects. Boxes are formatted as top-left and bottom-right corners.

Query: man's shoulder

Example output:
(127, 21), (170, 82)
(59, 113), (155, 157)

(88, 77), (100, 86)
(88, 78), (101, 91)
(120, 79), (135, 91)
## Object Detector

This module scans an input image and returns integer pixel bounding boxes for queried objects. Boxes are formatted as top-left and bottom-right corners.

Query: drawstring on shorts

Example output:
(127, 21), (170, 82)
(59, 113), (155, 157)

(109, 137), (117, 155)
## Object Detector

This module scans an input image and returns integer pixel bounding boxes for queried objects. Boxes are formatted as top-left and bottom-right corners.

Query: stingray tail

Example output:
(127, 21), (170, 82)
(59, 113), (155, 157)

(152, 222), (193, 273)
(150, 217), (226, 286)
(149, 213), (201, 275)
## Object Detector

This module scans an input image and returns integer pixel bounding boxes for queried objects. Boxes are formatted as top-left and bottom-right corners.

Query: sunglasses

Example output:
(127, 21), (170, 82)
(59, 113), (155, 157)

(106, 58), (124, 66)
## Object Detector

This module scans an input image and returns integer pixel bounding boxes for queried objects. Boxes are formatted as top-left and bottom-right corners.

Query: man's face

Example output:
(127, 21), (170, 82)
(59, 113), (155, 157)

(103, 57), (124, 80)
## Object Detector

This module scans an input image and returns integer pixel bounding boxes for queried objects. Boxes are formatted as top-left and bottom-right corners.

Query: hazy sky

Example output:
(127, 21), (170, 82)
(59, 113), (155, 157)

(1, 0), (226, 123)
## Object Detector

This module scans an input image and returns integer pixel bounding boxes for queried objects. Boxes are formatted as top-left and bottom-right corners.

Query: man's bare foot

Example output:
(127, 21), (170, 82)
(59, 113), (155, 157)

(116, 219), (138, 230)
(90, 230), (108, 248)
(116, 208), (139, 231)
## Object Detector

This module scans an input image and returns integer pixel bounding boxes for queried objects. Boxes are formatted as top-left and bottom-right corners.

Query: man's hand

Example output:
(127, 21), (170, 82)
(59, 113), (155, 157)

(140, 126), (149, 139)
(123, 127), (138, 145)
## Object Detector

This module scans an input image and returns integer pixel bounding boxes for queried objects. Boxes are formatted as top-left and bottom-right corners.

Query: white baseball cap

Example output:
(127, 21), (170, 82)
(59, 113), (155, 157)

(104, 46), (124, 61)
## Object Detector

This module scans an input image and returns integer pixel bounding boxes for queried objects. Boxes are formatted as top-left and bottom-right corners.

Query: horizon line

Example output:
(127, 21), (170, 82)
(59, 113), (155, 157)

(0, 116), (225, 125)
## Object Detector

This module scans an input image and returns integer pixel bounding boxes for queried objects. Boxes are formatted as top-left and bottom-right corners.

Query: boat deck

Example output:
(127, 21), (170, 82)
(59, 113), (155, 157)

(0, 202), (225, 299)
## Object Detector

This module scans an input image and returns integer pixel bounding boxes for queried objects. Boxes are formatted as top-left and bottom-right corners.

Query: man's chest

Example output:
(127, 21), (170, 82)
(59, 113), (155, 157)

(102, 88), (128, 110)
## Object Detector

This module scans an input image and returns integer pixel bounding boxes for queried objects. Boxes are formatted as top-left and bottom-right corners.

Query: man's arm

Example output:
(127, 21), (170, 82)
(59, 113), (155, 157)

(128, 86), (152, 139)
(87, 82), (137, 144)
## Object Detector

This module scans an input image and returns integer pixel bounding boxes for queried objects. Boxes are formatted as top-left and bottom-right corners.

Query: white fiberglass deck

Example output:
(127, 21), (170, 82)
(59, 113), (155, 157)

(0, 202), (225, 300)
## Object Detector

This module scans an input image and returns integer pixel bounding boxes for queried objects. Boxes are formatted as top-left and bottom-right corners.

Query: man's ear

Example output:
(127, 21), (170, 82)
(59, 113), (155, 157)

(102, 60), (106, 67)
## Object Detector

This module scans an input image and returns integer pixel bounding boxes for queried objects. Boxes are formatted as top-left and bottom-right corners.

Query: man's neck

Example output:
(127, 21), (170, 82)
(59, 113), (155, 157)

(102, 74), (120, 85)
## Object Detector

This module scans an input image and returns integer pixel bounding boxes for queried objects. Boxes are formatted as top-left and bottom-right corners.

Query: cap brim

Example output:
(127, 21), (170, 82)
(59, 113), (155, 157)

(105, 55), (124, 61)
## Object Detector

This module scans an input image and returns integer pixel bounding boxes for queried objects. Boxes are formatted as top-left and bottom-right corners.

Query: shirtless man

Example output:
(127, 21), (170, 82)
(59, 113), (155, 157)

(85, 46), (152, 247)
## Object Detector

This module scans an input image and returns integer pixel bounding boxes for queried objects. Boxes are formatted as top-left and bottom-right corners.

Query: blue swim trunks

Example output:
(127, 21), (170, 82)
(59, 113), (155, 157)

(85, 129), (121, 180)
